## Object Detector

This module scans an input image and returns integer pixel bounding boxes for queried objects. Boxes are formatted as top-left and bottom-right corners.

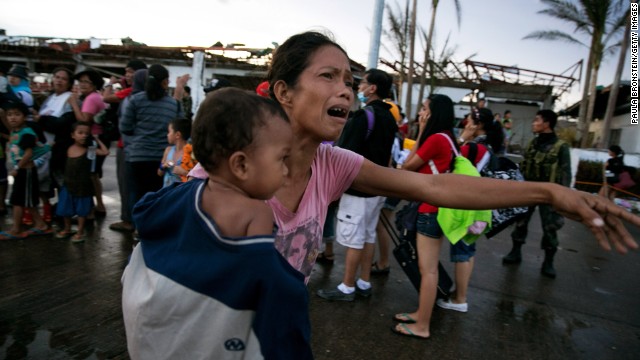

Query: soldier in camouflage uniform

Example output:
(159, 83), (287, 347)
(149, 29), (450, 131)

(503, 110), (571, 278)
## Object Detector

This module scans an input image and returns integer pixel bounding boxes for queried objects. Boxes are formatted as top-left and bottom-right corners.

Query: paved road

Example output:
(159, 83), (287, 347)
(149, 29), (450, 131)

(1, 153), (639, 359)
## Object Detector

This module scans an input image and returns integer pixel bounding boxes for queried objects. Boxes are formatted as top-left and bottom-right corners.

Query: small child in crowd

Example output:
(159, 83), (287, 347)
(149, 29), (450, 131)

(0, 101), (52, 240)
(157, 118), (191, 187)
(55, 122), (109, 242)
(122, 88), (312, 359)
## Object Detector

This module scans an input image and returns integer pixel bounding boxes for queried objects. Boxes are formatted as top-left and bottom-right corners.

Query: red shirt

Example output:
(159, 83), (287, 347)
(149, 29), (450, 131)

(415, 133), (454, 213)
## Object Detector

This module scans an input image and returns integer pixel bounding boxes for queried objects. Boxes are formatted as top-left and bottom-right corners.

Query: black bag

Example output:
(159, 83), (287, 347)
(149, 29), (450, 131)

(380, 208), (452, 298)
(482, 157), (530, 237)
(394, 201), (419, 242)
(467, 142), (529, 238)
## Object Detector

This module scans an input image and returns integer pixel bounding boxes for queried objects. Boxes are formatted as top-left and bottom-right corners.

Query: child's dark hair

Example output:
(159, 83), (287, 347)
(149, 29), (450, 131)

(71, 121), (91, 132)
(4, 100), (29, 116)
(609, 145), (624, 157)
(192, 87), (289, 172)
(170, 118), (192, 141)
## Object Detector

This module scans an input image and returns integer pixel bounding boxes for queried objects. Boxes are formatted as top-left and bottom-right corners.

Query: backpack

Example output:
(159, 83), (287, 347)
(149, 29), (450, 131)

(522, 138), (567, 183)
(463, 141), (528, 238)
(433, 133), (492, 245)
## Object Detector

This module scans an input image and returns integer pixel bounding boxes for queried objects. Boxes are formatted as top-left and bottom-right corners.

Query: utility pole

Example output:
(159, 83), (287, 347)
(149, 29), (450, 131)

(367, 0), (385, 70)
(404, 0), (417, 118)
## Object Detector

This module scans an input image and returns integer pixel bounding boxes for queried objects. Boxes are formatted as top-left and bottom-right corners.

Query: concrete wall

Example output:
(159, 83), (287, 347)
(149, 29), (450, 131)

(588, 113), (640, 153)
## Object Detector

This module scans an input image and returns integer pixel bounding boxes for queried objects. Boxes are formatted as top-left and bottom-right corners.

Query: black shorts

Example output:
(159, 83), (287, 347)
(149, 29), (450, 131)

(10, 167), (40, 207)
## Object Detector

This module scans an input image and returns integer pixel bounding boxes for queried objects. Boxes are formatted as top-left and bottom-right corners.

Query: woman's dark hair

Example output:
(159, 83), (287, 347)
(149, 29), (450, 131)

(145, 64), (169, 101)
(473, 107), (504, 152)
(267, 31), (348, 100)
(170, 118), (192, 141)
(417, 94), (457, 151)
(192, 87), (290, 172)
(71, 121), (91, 132)
(609, 145), (624, 158)
(52, 67), (74, 91)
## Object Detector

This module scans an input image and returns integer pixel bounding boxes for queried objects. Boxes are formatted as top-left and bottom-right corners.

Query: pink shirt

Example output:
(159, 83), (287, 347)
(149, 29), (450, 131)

(189, 144), (363, 282)
(81, 92), (107, 135)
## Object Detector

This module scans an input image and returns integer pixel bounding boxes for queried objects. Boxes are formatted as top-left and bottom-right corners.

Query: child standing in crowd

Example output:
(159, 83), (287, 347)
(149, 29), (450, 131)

(0, 101), (52, 240)
(157, 118), (191, 187)
(122, 88), (312, 359)
(55, 122), (109, 242)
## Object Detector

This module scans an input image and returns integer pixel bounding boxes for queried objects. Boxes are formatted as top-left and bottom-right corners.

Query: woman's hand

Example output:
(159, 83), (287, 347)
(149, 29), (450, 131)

(548, 186), (639, 253)
(418, 111), (428, 131)
(460, 121), (477, 143)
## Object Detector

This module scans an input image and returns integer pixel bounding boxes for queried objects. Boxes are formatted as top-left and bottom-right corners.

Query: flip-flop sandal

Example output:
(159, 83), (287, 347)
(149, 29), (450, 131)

(371, 262), (390, 274)
(25, 227), (54, 236)
(55, 231), (74, 239)
(71, 233), (87, 243)
(393, 313), (416, 324)
(0, 231), (29, 240)
(391, 323), (430, 340)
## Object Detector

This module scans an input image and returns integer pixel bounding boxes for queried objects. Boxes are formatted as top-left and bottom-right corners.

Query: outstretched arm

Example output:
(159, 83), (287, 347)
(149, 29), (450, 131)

(351, 159), (640, 253)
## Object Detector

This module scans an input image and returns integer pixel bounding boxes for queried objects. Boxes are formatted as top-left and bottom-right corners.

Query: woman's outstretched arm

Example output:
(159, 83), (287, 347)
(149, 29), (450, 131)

(351, 159), (640, 254)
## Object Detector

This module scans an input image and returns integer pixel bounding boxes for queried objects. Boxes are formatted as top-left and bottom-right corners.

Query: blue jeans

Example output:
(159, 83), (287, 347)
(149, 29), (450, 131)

(416, 212), (442, 239)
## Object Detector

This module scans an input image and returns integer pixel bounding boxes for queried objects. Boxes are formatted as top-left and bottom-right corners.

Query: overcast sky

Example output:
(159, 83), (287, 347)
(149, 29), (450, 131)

(1, 0), (632, 108)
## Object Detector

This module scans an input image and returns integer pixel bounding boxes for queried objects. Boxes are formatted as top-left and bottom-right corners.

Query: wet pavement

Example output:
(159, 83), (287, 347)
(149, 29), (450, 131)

(1, 153), (639, 360)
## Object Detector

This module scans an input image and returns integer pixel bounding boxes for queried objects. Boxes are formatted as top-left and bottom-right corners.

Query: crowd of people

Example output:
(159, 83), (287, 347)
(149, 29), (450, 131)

(0, 60), (200, 241)
(2, 30), (640, 359)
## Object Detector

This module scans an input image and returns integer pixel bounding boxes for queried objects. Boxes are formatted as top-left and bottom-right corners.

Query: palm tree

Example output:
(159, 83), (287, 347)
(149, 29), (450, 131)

(404, 0), (418, 118)
(601, 5), (632, 148)
(417, 0), (461, 105)
(382, 0), (412, 102)
(524, 0), (627, 148)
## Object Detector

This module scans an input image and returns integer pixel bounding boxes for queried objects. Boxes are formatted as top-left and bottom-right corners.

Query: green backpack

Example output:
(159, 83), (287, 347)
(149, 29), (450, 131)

(432, 133), (492, 245)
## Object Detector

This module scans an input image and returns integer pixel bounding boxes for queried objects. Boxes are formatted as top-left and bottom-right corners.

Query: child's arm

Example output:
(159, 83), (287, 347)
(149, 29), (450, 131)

(9, 148), (33, 177)
(157, 146), (171, 177)
(95, 137), (110, 157)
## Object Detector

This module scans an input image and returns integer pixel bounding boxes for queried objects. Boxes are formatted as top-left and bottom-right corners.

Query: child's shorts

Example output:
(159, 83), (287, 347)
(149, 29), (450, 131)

(56, 186), (93, 217)
(0, 158), (7, 183)
(10, 167), (40, 207)
(450, 241), (477, 262)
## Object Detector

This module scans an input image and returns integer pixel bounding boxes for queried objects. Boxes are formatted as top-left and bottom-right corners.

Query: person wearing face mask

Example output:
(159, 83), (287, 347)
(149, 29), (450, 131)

(317, 69), (398, 301)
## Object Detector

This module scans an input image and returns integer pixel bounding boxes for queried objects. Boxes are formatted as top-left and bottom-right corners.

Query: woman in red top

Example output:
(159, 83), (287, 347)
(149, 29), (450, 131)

(393, 94), (459, 339)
